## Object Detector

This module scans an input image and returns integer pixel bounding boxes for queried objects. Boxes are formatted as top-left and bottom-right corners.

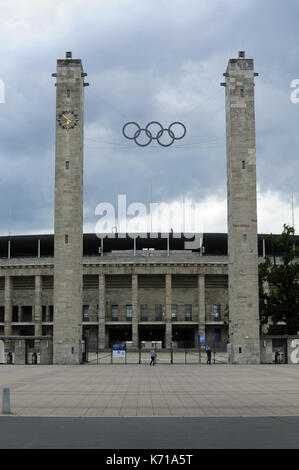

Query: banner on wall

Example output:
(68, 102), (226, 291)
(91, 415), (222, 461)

(112, 344), (126, 358)
(198, 334), (206, 344)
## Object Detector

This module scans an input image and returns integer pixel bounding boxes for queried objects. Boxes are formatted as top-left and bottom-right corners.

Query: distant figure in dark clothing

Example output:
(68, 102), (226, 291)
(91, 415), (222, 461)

(275, 351), (281, 364)
(7, 352), (12, 364)
(206, 345), (212, 365)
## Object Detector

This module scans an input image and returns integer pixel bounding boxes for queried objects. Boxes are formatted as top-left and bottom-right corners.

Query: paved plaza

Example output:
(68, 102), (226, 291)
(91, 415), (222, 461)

(1, 363), (299, 417)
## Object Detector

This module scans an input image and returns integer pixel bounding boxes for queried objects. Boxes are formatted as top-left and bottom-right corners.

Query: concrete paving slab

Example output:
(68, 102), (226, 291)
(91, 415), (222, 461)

(1, 364), (299, 418)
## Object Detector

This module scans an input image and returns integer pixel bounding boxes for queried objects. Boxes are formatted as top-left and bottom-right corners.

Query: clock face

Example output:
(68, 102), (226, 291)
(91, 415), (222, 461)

(57, 110), (79, 130)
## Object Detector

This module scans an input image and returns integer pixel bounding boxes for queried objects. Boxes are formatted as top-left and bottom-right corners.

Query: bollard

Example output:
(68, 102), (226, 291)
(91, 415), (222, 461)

(2, 388), (11, 414)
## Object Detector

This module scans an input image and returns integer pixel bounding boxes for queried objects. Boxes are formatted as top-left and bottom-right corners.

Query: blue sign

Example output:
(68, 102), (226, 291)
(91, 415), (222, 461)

(112, 344), (126, 359)
(199, 334), (206, 344)
(112, 344), (126, 351)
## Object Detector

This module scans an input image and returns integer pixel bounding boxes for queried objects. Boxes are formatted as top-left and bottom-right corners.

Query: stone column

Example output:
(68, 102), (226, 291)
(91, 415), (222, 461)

(53, 54), (86, 364)
(34, 275), (42, 339)
(4, 276), (12, 337)
(132, 274), (138, 347)
(15, 339), (26, 365)
(198, 274), (205, 340)
(17, 306), (21, 323)
(165, 274), (172, 348)
(92, 303), (98, 323)
(224, 51), (260, 364)
(105, 328), (109, 349)
(98, 273), (106, 349)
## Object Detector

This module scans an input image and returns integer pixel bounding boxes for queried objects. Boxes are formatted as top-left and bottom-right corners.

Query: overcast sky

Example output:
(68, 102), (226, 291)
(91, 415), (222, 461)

(0, 0), (298, 236)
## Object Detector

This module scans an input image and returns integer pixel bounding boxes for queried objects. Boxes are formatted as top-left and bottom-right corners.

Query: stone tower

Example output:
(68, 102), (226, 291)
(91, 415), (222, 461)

(52, 52), (88, 364)
(222, 51), (260, 364)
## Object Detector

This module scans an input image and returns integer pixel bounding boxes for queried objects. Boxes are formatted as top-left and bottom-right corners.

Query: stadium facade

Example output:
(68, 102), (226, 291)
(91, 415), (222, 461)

(0, 51), (277, 364)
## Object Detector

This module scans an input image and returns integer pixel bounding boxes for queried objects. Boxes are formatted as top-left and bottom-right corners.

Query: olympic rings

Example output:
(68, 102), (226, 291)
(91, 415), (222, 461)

(122, 121), (186, 147)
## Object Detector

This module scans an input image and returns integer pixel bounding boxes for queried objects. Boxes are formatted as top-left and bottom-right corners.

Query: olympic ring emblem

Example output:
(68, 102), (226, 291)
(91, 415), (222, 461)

(122, 121), (186, 147)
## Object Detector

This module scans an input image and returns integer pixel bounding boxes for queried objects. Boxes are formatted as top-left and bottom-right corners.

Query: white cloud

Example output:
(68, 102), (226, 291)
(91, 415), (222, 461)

(85, 187), (298, 236)
(257, 187), (298, 234)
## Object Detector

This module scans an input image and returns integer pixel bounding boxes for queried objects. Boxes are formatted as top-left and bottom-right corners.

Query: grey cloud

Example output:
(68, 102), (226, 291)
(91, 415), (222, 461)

(0, 0), (299, 235)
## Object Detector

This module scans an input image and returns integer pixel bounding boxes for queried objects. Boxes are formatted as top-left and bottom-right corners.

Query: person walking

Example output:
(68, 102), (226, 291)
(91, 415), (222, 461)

(150, 350), (156, 365)
(275, 351), (281, 364)
(7, 352), (12, 364)
(206, 345), (212, 365)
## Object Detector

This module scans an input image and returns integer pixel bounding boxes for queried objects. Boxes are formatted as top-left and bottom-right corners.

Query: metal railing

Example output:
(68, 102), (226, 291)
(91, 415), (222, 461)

(105, 314), (132, 322)
(105, 305), (199, 322)
(205, 313), (222, 322)
(85, 345), (229, 365)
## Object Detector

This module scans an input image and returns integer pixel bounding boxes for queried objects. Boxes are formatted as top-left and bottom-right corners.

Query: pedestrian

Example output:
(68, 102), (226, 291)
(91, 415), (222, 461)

(206, 345), (212, 365)
(150, 350), (156, 365)
(274, 351), (280, 364)
(7, 352), (12, 364)
(32, 352), (37, 364)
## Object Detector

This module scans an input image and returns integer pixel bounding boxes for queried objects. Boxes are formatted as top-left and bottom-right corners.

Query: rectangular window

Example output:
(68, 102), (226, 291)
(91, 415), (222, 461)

(126, 305), (132, 319)
(171, 304), (177, 320)
(12, 306), (18, 322)
(140, 304), (148, 321)
(184, 304), (192, 321)
(82, 305), (89, 321)
(67, 89), (70, 98)
(49, 305), (54, 322)
(240, 88), (244, 97)
(65, 234), (69, 244)
(65, 161), (70, 169)
(22, 306), (32, 322)
(213, 305), (221, 320)
(155, 304), (162, 321)
(242, 160), (246, 169)
(42, 306), (47, 322)
(111, 305), (118, 321)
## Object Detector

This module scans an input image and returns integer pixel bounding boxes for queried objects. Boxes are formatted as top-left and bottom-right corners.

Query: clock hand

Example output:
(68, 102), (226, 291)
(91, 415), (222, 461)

(62, 114), (72, 124)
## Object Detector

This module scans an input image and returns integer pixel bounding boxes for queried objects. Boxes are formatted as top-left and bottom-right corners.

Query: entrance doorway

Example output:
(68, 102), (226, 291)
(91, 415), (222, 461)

(272, 338), (288, 364)
(172, 326), (196, 348)
(138, 325), (165, 347)
(107, 326), (131, 348)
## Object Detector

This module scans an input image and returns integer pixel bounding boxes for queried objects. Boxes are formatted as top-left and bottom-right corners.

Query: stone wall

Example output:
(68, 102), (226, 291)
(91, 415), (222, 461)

(0, 272), (229, 354)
